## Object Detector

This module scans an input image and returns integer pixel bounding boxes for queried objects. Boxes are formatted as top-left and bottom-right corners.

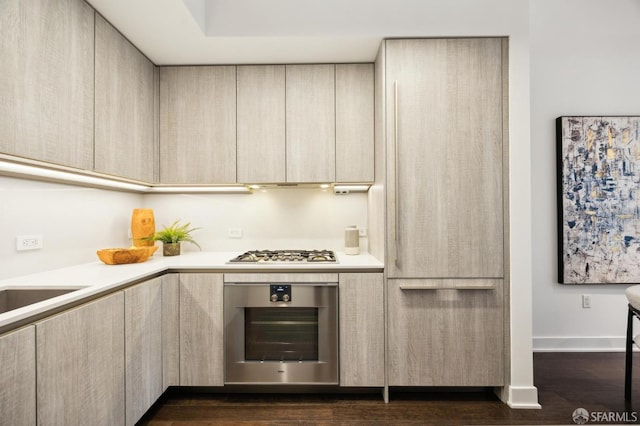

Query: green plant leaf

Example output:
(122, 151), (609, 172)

(146, 219), (201, 249)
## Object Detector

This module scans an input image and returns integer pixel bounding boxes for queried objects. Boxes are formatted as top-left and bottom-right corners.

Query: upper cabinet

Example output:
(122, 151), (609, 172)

(0, 0), (94, 170)
(385, 38), (505, 279)
(159, 66), (237, 184)
(236, 65), (286, 183)
(94, 15), (158, 183)
(0, 1), (374, 187)
(285, 64), (336, 183)
(236, 63), (374, 184)
(335, 64), (374, 182)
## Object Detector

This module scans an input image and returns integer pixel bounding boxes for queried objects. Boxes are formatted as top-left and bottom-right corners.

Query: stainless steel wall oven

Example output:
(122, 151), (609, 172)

(224, 280), (338, 385)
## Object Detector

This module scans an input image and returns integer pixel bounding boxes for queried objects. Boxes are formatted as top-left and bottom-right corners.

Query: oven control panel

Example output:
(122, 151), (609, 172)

(270, 284), (291, 302)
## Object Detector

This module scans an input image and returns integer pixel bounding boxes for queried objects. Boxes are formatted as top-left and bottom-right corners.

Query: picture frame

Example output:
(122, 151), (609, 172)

(557, 116), (640, 284)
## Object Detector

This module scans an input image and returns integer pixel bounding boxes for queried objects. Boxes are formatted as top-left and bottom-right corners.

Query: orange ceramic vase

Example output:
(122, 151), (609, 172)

(131, 208), (155, 247)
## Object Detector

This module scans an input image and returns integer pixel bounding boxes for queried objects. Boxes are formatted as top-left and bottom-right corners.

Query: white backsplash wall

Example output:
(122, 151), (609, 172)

(143, 188), (368, 253)
(0, 178), (368, 280)
(0, 176), (144, 280)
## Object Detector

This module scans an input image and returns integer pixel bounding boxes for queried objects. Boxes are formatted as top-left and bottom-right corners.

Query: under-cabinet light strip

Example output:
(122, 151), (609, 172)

(148, 186), (251, 194)
(0, 160), (368, 194)
(0, 160), (250, 193)
(0, 160), (149, 192)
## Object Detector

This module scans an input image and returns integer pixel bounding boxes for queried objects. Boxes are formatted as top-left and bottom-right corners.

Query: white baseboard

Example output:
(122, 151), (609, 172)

(495, 385), (541, 409)
(532, 336), (632, 352)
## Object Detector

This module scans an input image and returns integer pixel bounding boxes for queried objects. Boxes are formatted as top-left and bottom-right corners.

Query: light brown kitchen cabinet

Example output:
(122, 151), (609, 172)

(162, 273), (180, 389)
(387, 279), (504, 386)
(335, 64), (375, 183)
(285, 64), (335, 183)
(0, 0), (94, 170)
(239, 63), (373, 184)
(179, 273), (224, 386)
(339, 273), (384, 387)
(0, 326), (36, 425)
(160, 66), (236, 184)
(36, 292), (125, 425)
(237, 65), (286, 183)
(385, 38), (505, 279)
(94, 14), (158, 183)
(124, 278), (163, 426)
(379, 38), (508, 388)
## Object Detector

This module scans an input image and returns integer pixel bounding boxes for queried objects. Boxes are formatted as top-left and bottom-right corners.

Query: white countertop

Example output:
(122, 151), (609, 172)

(0, 251), (383, 332)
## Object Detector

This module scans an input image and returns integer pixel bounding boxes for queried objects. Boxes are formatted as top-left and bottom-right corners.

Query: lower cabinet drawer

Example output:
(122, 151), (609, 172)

(387, 278), (505, 387)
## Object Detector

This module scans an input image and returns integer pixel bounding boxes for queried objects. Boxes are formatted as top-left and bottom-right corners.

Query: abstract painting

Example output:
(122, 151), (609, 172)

(557, 116), (640, 284)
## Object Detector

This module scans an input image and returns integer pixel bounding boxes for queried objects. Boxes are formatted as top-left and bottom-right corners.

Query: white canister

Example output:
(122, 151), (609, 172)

(344, 226), (359, 255)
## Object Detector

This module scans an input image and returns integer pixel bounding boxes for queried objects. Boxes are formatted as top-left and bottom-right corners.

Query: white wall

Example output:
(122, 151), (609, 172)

(0, 177), (368, 279)
(0, 176), (143, 280)
(531, 0), (640, 351)
(142, 188), (368, 253)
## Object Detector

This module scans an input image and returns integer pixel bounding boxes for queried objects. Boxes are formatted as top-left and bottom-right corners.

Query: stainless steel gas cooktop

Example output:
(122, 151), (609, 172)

(228, 249), (337, 263)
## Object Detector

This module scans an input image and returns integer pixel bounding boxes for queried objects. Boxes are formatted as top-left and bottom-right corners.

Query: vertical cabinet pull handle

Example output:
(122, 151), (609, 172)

(393, 80), (400, 264)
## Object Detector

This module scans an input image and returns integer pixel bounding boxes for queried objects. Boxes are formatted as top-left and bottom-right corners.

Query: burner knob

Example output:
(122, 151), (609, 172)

(282, 294), (290, 302)
(271, 294), (278, 302)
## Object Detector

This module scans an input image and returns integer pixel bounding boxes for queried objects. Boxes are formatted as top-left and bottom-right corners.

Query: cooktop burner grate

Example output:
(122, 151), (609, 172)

(228, 250), (337, 263)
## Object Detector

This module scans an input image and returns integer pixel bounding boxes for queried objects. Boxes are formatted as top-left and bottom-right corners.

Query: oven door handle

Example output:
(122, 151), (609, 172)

(224, 282), (338, 286)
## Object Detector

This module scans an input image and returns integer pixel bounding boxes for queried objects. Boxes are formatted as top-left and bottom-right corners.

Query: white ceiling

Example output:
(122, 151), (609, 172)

(86, 0), (526, 65)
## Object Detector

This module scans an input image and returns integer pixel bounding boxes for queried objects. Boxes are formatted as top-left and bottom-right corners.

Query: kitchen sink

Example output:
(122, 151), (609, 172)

(0, 288), (78, 314)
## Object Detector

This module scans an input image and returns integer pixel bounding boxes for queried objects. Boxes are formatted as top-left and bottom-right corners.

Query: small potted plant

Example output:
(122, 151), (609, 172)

(147, 220), (201, 256)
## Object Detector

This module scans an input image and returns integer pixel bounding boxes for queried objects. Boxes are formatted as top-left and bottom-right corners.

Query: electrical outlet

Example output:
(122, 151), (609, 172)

(16, 235), (43, 251)
(582, 294), (591, 309)
(358, 227), (367, 237)
(228, 228), (243, 239)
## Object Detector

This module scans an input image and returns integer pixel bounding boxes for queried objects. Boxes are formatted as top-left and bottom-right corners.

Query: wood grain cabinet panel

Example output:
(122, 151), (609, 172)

(94, 14), (157, 182)
(285, 64), (335, 183)
(179, 273), (224, 386)
(387, 278), (504, 386)
(36, 293), (125, 426)
(160, 66), (236, 184)
(380, 38), (508, 389)
(335, 64), (375, 183)
(237, 65), (286, 183)
(162, 273), (180, 389)
(0, 0), (94, 170)
(339, 273), (384, 387)
(0, 326), (36, 425)
(385, 38), (504, 279)
(125, 278), (163, 426)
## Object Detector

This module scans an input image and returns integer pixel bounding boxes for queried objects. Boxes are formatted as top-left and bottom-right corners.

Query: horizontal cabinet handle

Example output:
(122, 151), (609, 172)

(399, 285), (495, 291)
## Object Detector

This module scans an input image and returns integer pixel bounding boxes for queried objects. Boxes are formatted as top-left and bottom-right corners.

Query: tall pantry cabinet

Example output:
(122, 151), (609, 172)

(379, 38), (509, 387)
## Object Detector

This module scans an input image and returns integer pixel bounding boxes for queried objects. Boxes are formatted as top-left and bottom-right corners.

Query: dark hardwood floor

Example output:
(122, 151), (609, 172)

(139, 353), (640, 425)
